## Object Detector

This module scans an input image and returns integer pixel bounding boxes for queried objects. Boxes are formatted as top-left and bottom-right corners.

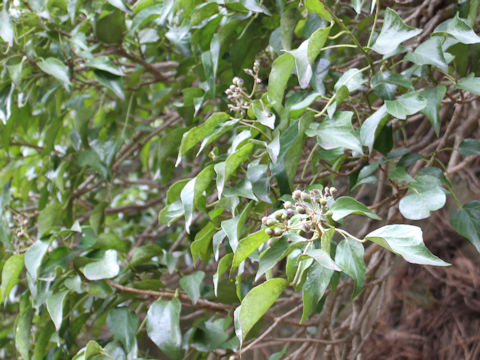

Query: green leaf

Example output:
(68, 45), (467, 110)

(107, 307), (138, 351)
(90, 202), (107, 235)
(366, 224), (449, 266)
(38, 203), (63, 238)
(81, 250), (119, 280)
(191, 221), (216, 263)
(385, 92), (427, 119)
(107, 0), (130, 12)
(359, 105), (388, 153)
(330, 196), (381, 221)
(399, 175), (446, 220)
(33, 322), (55, 360)
(433, 14), (480, 44)
(420, 86), (447, 135)
(37, 58), (71, 88)
(267, 53), (295, 112)
(0, 9), (13, 46)
(147, 298), (182, 360)
(15, 295), (33, 360)
(306, 111), (363, 154)
(288, 27), (330, 88)
(450, 201), (480, 253)
(405, 37), (449, 71)
(334, 68), (366, 93)
(456, 75), (480, 95)
(221, 202), (253, 252)
(305, 0), (332, 22)
(94, 70), (125, 100)
(335, 238), (365, 297)
(213, 253), (233, 296)
(46, 290), (68, 331)
(87, 56), (125, 76)
(300, 248), (341, 271)
(180, 178), (195, 234)
(301, 262), (333, 323)
(235, 278), (287, 340)
(458, 138), (480, 155)
(256, 237), (291, 281)
(371, 8), (421, 55)
(216, 143), (254, 197)
(232, 230), (269, 270)
(1, 254), (24, 303)
(95, 10), (125, 45)
(158, 200), (184, 226)
(25, 240), (49, 282)
(177, 112), (230, 165)
(179, 271), (205, 304)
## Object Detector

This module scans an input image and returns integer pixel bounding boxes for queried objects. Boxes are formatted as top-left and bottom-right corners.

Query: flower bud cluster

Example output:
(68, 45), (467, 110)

(244, 60), (262, 84)
(225, 77), (249, 114)
(263, 187), (337, 243)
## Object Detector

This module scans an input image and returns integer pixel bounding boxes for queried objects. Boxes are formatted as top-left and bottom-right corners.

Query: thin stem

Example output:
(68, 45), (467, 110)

(367, 0), (380, 48)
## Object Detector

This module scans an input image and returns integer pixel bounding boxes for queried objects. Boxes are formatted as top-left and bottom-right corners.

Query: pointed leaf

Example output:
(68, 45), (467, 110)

(232, 230), (269, 270)
(179, 271), (205, 304)
(301, 262), (333, 323)
(87, 56), (125, 76)
(450, 201), (480, 253)
(107, 308), (138, 351)
(46, 291), (68, 331)
(371, 8), (421, 55)
(399, 175), (446, 220)
(330, 196), (381, 221)
(37, 58), (71, 88)
(1, 254), (24, 303)
(300, 248), (341, 271)
(433, 14), (480, 44)
(420, 86), (447, 135)
(236, 278), (287, 340)
(366, 225), (449, 266)
(81, 250), (119, 280)
(360, 105), (388, 152)
(385, 92), (427, 119)
(335, 238), (365, 297)
(456, 76), (480, 96)
(267, 53), (295, 112)
(458, 138), (480, 155)
(25, 240), (49, 282)
(147, 298), (182, 360)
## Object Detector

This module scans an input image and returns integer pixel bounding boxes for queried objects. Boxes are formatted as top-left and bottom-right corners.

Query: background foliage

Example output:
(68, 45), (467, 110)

(0, 0), (479, 358)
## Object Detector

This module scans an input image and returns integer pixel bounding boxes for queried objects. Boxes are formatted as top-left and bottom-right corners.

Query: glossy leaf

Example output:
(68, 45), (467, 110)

(371, 8), (421, 55)
(399, 175), (446, 220)
(405, 37), (449, 71)
(420, 86), (447, 135)
(267, 53), (295, 111)
(25, 240), (49, 282)
(450, 201), (480, 253)
(330, 196), (382, 221)
(458, 138), (480, 155)
(37, 58), (71, 88)
(179, 271), (205, 304)
(301, 262), (333, 323)
(456, 76), (480, 96)
(366, 225), (449, 266)
(81, 250), (119, 280)
(359, 105), (388, 152)
(335, 238), (365, 297)
(385, 92), (427, 119)
(0, 9), (13, 46)
(301, 248), (341, 271)
(433, 14), (480, 44)
(107, 307), (139, 351)
(147, 298), (182, 359)
(46, 290), (68, 331)
(236, 278), (287, 340)
(1, 254), (24, 303)
(232, 230), (269, 270)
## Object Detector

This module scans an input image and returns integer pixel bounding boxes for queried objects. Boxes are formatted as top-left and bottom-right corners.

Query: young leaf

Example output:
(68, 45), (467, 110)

(330, 196), (382, 221)
(450, 201), (480, 253)
(385, 92), (427, 119)
(147, 298), (182, 360)
(371, 8), (422, 55)
(107, 308), (139, 351)
(399, 175), (446, 220)
(179, 271), (205, 304)
(46, 291), (68, 331)
(366, 225), (449, 266)
(301, 262), (333, 323)
(235, 278), (287, 340)
(335, 238), (365, 297)
(305, 0), (332, 22)
(81, 250), (119, 280)
(232, 230), (269, 270)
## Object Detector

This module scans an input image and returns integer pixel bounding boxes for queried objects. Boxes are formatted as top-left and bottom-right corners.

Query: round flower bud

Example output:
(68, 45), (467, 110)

(324, 187), (330, 196)
(266, 218), (277, 227)
(273, 227), (284, 237)
(296, 206), (306, 214)
(301, 223), (311, 232)
(265, 228), (274, 236)
(326, 210), (333, 217)
(330, 187), (337, 194)
(284, 201), (293, 209)
(286, 208), (295, 218)
(267, 238), (273, 247)
(292, 190), (302, 200)
(273, 210), (284, 220)
(262, 216), (268, 225)
(320, 198), (327, 205)
(301, 192), (311, 201)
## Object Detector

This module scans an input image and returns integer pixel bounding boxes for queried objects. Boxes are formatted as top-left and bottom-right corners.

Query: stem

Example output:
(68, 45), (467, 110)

(336, 228), (365, 243)
(323, 3), (374, 73)
(367, 0), (380, 48)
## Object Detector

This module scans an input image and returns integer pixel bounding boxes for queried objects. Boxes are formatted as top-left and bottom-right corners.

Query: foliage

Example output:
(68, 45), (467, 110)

(0, 0), (479, 358)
